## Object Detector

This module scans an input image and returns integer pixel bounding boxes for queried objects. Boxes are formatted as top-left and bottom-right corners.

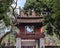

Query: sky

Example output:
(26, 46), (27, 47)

(17, 0), (26, 8)
(11, 0), (26, 14)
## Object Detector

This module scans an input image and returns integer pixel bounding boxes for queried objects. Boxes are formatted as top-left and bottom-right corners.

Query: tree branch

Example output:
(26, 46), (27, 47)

(0, 0), (19, 44)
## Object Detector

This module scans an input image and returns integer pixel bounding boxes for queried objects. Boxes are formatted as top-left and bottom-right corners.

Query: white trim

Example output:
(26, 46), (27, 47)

(21, 39), (35, 41)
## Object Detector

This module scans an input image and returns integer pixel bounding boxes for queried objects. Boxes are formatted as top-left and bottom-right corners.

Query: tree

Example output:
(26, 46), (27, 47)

(0, 0), (13, 44)
(43, 0), (60, 37)
(0, 0), (19, 44)
(24, 0), (60, 38)
(0, 0), (13, 26)
(24, 0), (45, 15)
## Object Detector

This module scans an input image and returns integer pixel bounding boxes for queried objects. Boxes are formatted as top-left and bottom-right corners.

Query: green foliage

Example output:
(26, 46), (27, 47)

(52, 0), (60, 33)
(0, 0), (13, 26)
(46, 23), (53, 36)
(24, 0), (45, 15)
(3, 15), (10, 26)
(42, 0), (60, 36)
(0, 14), (4, 20)
(24, 0), (60, 37)
(0, 0), (12, 13)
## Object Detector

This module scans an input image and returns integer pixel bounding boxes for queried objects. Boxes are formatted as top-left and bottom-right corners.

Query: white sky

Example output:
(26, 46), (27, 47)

(13, 0), (26, 14)
(17, 0), (26, 8)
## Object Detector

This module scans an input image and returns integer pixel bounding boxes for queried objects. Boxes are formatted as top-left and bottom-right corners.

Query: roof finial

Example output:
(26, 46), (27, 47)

(32, 9), (35, 16)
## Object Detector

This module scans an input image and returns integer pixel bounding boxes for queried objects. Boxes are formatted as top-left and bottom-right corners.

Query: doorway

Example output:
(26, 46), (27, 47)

(21, 46), (35, 48)
(21, 39), (36, 48)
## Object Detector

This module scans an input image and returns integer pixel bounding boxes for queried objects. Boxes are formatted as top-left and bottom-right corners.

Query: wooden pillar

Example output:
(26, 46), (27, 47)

(16, 38), (21, 48)
(40, 38), (45, 48)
